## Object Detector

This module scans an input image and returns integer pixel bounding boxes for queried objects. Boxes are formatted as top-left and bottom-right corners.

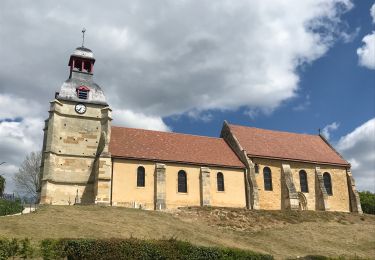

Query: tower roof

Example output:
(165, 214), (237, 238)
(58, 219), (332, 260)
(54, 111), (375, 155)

(68, 47), (95, 67)
(56, 45), (107, 105)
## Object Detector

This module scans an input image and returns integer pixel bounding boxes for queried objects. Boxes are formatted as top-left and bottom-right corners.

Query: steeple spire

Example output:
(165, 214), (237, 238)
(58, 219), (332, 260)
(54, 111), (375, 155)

(81, 28), (86, 47)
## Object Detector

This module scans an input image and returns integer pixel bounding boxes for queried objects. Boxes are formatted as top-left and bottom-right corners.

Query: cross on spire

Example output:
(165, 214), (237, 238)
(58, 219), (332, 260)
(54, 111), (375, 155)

(81, 28), (86, 47)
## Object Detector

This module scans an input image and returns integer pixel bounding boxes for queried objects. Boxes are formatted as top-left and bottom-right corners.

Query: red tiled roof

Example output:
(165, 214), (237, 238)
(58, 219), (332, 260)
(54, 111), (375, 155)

(228, 123), (349, 166)
(110, 126), (245, 168)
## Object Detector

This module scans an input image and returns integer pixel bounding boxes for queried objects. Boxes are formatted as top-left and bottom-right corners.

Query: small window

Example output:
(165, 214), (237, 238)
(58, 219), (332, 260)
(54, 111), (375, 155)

(217, 172), (224, 191)
(323, 172), (333, 195)
(76, 86), (90, 100)
(178, 170), (187, 193)
(254, 164), (259, 174)
(263, 167), (273, 191)
(137, 166), (145, 187)
(299, 170), (309, 193)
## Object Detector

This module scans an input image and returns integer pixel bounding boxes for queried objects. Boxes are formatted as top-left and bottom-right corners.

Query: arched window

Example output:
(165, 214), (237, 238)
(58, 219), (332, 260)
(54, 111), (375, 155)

(137, 166), (145, 187)
(299, 170), (308, 193)
(263, 167), (273, 191)
(178, 170), (187, 193)
(323, 172), (333, 195)
(217, 172), (224, 191)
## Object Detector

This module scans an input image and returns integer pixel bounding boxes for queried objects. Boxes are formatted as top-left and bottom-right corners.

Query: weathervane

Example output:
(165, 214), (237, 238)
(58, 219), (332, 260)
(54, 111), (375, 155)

(81, 28), (86, 47)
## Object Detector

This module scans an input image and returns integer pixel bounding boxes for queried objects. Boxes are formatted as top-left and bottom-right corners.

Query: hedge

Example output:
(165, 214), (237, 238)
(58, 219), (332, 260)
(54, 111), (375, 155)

(0, 238), (273, 259)
(0, 199), (23, 216)
(0, 238), (34, 259)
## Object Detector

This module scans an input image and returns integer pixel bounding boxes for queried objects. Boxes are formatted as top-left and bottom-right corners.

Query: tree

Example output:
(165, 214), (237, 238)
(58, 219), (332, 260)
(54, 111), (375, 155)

(13, 151), (42, 200)
(0, 175), (5, 197)
(359, 191), (375, 215)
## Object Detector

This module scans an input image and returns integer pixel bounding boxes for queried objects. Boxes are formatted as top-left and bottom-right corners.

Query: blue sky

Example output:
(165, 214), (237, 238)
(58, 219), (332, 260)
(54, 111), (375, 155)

(0, 0), (374, 193)
(166, 0), (375, 141)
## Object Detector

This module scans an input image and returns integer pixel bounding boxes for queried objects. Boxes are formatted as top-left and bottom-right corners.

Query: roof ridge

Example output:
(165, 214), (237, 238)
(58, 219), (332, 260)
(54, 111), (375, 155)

(111, 125), (224, 141)
(227, 122), (319, 138)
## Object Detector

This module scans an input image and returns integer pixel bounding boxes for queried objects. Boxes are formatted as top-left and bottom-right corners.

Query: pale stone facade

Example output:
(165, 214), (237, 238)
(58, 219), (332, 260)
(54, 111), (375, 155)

(111, 159), (246, 210)
(39, 46), (362, 213)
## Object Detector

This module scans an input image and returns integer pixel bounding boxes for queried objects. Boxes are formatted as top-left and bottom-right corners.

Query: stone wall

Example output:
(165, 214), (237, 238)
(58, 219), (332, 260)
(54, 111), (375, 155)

(111, 159), (155, 210)
(39, 99), (112, 205)
(111, 159), (246, 210)
(251, 158), (351, 212)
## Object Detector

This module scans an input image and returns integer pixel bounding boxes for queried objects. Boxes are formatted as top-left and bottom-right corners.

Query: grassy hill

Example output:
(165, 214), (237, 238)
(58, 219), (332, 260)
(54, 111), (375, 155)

(0, 205), (374, 259)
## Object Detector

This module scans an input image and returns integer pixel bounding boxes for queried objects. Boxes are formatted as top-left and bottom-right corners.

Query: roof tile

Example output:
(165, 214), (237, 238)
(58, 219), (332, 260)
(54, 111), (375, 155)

(228, 124), (348, 166)
(109, 126), (245, 168)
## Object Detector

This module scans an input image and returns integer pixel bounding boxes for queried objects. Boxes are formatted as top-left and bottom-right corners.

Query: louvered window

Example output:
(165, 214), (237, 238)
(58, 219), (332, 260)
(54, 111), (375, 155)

(76, 86), (90, 100)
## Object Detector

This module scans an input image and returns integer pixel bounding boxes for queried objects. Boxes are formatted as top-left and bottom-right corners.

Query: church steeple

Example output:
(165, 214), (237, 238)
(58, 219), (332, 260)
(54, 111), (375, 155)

(56, 29), (107, 105)
(68, 28), (95, 76)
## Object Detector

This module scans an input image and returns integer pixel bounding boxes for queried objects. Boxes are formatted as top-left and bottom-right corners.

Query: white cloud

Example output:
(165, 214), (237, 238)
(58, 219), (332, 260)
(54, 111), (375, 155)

(0, 94), (43, 119)
(0, 117), (44, 193)
(337, 118), (375, 192)
(0, 0), (354, 118)
(357, 32), (375, 70)
(371, 3), (375, 23)
(356, 3), (375, 70)
(321, 122), (340, 140)
(112, 108), (170, 131)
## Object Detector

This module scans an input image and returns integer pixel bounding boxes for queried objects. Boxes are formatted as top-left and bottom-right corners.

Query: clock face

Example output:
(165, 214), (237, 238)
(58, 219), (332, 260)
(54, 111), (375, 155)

(75, 103), (87, 114)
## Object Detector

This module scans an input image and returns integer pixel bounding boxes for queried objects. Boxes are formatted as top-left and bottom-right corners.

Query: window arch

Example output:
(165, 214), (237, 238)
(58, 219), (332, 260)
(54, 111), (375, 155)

(299, 170), (309, 193)
(323, 172), (333, 195)
(178, 170), (187, 193)
(263, 167), (273, 191)
(137, 166), (145, 187)
(217, 172), (224, 191)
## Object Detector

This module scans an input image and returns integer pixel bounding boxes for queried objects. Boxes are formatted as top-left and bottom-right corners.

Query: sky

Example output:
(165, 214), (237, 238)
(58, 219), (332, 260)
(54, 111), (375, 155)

(0, 0), (374, 194)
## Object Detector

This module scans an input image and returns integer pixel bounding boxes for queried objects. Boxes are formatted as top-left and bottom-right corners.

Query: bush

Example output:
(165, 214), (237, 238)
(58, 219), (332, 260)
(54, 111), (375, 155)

(0, 238), (34, 260)
(359, 191), (375, 215)
(38, 238), (274, 260)
(0, 199), (23, 216)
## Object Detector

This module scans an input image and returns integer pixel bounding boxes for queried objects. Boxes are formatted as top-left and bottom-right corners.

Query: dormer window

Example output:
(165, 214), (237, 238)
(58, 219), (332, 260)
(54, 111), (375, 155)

(76, 86), (90, 99)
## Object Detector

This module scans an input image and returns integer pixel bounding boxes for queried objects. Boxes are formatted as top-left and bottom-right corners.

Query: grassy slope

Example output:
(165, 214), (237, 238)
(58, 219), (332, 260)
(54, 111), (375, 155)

(0, 205), (374, 259)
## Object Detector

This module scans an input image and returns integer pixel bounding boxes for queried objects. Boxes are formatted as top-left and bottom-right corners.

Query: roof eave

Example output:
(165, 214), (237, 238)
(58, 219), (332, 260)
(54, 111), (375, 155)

(247, 154), (350, 167)
(110, 155), (245, 169)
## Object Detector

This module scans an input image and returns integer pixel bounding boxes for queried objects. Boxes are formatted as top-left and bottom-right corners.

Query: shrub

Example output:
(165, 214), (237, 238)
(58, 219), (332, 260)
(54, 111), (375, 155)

(0, 199), (23, 216)
(19, 238), (34, 259)
(359, 191), (375, 215)
(38, 238), (274, 260)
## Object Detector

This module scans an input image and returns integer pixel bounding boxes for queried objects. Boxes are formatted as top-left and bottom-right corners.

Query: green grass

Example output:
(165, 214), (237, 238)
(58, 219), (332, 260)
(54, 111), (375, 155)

(0, 205), (374, 259)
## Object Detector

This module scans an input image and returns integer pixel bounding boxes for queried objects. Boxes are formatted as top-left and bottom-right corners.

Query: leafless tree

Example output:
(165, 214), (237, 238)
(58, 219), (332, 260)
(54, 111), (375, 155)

(0, 175), (5, 197)
(13, 151), (42, 200)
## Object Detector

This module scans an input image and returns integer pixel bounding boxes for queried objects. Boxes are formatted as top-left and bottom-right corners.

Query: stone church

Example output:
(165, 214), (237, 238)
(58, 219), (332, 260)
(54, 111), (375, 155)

(38, 45), (362, 213)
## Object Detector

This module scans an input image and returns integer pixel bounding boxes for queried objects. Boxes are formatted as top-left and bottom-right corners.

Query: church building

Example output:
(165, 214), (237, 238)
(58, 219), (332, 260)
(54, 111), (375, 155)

(38, 45), (362, 213)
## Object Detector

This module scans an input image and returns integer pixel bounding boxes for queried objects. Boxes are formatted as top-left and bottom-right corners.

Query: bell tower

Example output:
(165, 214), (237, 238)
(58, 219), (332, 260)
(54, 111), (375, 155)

(39, 32), (112, 205)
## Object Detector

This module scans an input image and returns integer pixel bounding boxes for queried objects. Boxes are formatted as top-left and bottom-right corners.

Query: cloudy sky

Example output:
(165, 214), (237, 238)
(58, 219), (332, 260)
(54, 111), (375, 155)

(0, 0), (374, 193)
